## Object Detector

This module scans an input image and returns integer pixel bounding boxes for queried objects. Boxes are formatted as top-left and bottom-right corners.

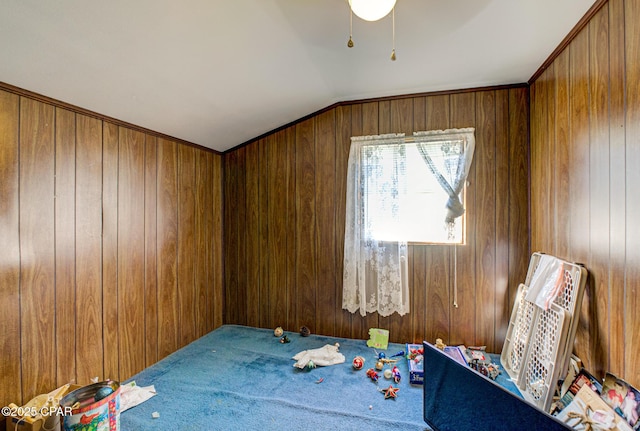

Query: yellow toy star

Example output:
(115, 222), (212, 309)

(381, 385), (399, 399)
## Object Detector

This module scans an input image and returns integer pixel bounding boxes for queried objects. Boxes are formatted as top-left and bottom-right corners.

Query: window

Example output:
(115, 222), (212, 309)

(362, 141), (466, 244)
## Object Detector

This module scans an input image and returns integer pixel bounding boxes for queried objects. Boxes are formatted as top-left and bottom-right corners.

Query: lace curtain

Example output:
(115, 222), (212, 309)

(342, 133), (410, 317)
(414, 128), (476, 239)
(342, 128), (475, 317)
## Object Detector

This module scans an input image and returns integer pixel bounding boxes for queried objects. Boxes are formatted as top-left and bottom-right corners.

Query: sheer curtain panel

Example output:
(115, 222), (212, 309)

(342, 133), (410, 317)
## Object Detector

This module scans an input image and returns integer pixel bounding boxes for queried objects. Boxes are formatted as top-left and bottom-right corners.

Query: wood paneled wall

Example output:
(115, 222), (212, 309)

(530, 0), (639, 388)
(0, 88), (224, 406)
(224, 86), (530, 352)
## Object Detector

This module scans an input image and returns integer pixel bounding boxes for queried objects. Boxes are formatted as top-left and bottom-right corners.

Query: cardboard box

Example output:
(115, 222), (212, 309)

(406, 343), (424, 385)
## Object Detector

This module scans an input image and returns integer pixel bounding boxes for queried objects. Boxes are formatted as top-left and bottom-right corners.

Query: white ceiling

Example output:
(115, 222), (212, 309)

(0, 0), (595, 153)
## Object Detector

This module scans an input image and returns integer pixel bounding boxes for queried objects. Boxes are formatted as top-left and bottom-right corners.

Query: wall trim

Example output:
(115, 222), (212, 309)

(528, 0), (609, 84)
(225, 82), (529, 154)
(0, 81), (220, 155)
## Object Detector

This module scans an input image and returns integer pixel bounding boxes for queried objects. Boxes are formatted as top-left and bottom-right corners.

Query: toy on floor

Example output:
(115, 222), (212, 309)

(435, 338), (446, 350)
(274, 327), (284, 337)
(383, 369), (393, 379)
(280, 335), (290, 343)
(374, 350), (398, 365)
(408, 346), (424, 363)
(299, 326), (311, 337)
(392, 366), (401, 383)
(469, 358), (501, 380)
(352, 356), (365, 370)
(292, 343), (345, 369)
(366, 368), (379, 382)
(380, 385), (400, 399)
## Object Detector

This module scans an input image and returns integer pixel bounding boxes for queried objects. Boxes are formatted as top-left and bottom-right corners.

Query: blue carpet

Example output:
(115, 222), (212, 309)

(120, 325), (430, 430)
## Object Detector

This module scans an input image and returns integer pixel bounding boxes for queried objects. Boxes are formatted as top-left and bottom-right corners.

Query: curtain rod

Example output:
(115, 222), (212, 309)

(351, 128), (475, 144)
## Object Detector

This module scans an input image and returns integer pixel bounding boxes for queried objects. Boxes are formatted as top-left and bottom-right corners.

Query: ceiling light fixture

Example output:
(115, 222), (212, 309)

(349, 0), (396, 21)
(347, 0), (397, 61)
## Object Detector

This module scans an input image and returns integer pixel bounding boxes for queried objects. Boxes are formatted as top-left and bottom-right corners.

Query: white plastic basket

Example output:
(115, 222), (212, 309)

(500, 284), (537, 381)
(517, 303), (570, 412)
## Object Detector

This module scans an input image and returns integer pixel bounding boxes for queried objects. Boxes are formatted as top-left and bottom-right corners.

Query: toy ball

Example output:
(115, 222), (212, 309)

(375, 360), (384, 371)
(352, 356), (365, 370)
(274, 326), (284, 337)
(94, 386), (114, 402)
(300, 326), (311, 337)
(383, 369), (393, 379)
(378, 352), (386, 359)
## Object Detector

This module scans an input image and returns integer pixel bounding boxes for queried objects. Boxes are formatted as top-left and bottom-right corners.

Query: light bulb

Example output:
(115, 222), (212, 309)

(348, 0), (396, 22)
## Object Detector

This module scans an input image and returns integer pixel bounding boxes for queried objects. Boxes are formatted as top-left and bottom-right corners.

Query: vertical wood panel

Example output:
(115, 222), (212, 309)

(335, 105), (352, 339)
(285, 128), (297, 331)
(546, 63), (557, 255)
(295, 118), (317, 332)
(234, 147), (247, 326)
(624, 0), (640, 387)
(569, 28), (592, 368)
(315, 110), (337, 336)
(507, 88), (529, 306)
(177, 145), (196, 346)
(450, 92), (476, 346)
(118, 128), (146, 378)
(257, 139), (269, 329)
(54, 108), (76, 386)
(194, 147), (211, 338)
(157, 138), (179, 360)
(245, 142), (261, 328)
(608, 0), (625, 378)
(19, 97), (56, 400)
(144, 135), (158, 366)
(555, 50), (572, 259)
(224, 150), (239, 325)
(0, 90), (21, 407)
(424, 94), (451, 344)
(268, 131), (290, 329)
(537, 68), (553, 254)
(588, 5), (611, 377)
(475, 90), (497, 350)
(76, 115), (104, 383)
(530, 79), (542, 252)
(494, 89), (510, 351)
(102, 122), (119, 381)
(211, 153), (224, 330)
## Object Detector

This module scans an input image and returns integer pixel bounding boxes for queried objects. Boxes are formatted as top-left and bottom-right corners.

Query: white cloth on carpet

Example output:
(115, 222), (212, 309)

(292, 343), (345, 369)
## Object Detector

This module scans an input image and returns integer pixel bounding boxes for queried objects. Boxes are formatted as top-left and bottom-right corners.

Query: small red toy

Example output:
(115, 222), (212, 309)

(352, 356), (365, 370)
(366, 368), (379, 382)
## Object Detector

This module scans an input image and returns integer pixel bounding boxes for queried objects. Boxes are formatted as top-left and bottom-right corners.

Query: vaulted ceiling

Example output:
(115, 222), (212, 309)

(0, 0), (595, 152)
